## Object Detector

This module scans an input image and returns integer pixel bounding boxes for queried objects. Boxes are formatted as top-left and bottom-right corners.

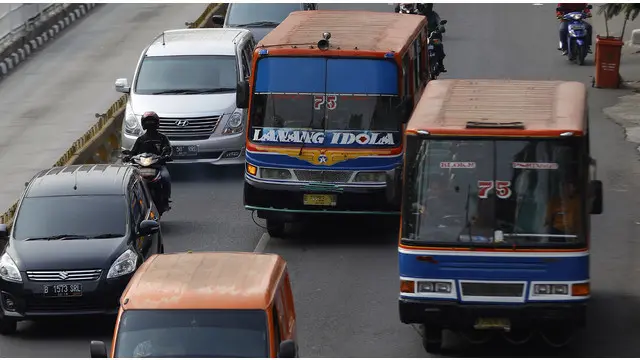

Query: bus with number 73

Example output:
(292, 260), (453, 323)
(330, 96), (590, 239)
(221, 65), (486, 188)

(233, 10), (432, 238)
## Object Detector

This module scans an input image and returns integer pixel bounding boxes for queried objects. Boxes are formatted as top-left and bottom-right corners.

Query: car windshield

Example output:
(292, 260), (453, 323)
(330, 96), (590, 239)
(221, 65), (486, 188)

(13, 195), (127, 240)
(114, 309), (269, 358)
(401, 137), (587, 248)
(135, 55), (237, 95)
(226, 3), (301, 26)
(250, 94), (403, 132)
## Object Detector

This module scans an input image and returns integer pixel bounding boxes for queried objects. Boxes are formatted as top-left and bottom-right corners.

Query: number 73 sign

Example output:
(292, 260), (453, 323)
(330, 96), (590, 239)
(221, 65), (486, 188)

(477, 180), (512, 199)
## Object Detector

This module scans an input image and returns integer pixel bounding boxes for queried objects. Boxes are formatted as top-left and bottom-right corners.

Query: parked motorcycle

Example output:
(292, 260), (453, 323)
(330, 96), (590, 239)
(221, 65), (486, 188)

(427, 19), (447, 80)
(122, 150), (172, 216)
(557, 5), (592, 66)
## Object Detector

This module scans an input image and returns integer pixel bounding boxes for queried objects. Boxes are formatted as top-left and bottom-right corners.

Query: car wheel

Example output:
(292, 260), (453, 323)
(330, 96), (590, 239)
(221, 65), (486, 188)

(0, 317), (17, 335)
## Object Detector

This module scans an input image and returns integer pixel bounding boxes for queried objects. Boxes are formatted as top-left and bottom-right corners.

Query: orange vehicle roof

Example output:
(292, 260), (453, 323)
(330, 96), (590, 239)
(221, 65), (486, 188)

(258, 10), (426, 53)
(121, 252), (287, 311)
(407, 79), (587, 136)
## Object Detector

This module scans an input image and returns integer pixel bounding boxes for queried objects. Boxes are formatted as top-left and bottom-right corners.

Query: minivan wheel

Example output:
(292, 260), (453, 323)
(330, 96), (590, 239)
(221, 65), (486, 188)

(0, 317), (17, 335)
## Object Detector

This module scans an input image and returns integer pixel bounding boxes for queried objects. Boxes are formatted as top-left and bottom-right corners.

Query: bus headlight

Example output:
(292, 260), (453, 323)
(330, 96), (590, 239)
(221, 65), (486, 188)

(261, 168), (292, 180)
(354, 171), (386, 183)
(418, 281), (452, 293)
(533, 284), (569, 295)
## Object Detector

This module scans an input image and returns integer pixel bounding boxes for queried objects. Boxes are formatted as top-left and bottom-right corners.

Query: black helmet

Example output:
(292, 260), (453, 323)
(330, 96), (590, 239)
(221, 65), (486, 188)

(422, 3), (433, 12)
(141, 111), (160, 131)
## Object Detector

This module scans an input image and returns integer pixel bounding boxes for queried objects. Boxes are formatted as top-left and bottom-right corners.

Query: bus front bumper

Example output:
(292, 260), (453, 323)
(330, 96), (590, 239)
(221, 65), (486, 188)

(399, 298), (587, 330)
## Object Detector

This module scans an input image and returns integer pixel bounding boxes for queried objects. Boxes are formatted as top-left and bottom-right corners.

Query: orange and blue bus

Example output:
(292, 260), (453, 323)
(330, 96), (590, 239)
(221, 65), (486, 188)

(398, 79), (603, 353)
(235, 10), (431, 237)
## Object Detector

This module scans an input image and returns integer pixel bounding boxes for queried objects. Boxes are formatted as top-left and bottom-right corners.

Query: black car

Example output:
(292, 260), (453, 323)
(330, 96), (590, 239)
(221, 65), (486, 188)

(0, 164), (164, 334)
(212, 3), (317, 42)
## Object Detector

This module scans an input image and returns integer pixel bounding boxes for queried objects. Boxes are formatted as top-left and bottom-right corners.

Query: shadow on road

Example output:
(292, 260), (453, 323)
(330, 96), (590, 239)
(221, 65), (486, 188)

(167, 163), (244, 183)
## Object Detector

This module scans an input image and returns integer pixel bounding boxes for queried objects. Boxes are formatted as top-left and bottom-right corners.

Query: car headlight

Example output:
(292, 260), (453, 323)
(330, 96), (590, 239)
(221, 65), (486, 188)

(353, 171), (386, 183)
(124, 105), (143, 136)
(222, 109), (244, 135)
(417, 281), (452, 293)
(107, 249), (138, 279)
(261, 167), (292, 180)
(0, 253), (22, 283)
(533, 284), (569, 295)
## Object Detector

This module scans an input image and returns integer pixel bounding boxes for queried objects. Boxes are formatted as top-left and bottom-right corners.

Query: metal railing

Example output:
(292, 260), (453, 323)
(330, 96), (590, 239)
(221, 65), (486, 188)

(0, 3), (65, 50)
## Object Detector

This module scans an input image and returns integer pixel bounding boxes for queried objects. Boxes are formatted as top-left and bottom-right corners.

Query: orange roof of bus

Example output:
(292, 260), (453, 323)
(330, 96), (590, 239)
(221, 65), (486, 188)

(406, 79), (587, 136)
(120, 252), (287, 311)
(257, 10), (426, 54)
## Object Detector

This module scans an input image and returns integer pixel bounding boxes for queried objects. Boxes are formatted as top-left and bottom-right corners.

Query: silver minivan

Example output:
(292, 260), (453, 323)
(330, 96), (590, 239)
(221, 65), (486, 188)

(114, 28), (255, 165)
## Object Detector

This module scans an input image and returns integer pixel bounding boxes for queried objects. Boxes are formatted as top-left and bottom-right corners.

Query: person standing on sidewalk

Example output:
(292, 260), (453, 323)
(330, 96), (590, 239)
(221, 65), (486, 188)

(557, 3), (593, 55)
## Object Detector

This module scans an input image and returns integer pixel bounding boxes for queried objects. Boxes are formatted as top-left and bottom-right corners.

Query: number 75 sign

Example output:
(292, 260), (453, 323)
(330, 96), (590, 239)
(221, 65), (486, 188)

(477, 180), (512, 199)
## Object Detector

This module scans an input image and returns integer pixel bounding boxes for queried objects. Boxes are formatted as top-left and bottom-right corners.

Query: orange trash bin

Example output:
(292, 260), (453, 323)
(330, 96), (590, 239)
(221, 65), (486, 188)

(594, 35), (624, 89)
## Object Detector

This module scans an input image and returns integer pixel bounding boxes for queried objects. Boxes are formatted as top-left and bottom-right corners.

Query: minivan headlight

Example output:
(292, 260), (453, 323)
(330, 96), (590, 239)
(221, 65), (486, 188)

(124, 105), (143, 136)
(0, 253), (22, 283)
(107, 249), (138, 279)
(223, 109), (244, 135)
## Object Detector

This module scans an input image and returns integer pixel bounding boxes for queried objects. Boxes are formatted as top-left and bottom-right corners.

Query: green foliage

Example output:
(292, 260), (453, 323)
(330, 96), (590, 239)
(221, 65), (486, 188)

(598, 3), (640, 21)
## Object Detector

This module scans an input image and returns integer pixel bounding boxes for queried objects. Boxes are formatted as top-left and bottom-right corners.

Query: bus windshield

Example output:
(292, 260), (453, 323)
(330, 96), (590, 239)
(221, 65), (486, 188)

(249, 57), (404, 144)
(401, 136), (587, 248)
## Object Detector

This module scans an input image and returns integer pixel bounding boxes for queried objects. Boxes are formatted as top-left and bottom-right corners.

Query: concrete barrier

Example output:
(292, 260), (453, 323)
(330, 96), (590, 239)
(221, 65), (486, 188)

(0, 3), (228, 230)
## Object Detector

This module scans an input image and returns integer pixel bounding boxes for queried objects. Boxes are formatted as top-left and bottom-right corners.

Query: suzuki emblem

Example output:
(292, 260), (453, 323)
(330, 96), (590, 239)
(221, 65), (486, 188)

(59, 271), (69, 280)
(175, 120), (189, 127)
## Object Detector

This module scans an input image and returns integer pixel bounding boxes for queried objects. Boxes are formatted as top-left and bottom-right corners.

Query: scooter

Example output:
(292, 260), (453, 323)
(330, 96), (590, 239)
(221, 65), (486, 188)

(122, 150), (172, 216)
(557, 5), (592, 66)
(427, 19), (447, 80)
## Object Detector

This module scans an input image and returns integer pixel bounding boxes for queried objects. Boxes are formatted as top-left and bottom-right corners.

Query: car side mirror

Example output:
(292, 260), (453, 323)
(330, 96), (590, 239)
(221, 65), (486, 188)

(590, 180), (603, 215)
(236, 80), (250, 109)
(90, 340), (108, 358)
(115, 78), (130, 94)
(586, 4), (592, 9)
(439, 19), (447, 25)
(278, 339), (296, 358)
(138, 219), (160, 236)
(0, 224), (7, 241)
(211, 14), (224, 26)
(121, 149), (131, 156)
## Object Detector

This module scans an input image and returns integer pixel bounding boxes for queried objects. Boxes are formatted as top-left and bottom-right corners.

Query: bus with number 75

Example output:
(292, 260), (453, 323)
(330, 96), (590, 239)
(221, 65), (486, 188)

(233, 10), (432, 237)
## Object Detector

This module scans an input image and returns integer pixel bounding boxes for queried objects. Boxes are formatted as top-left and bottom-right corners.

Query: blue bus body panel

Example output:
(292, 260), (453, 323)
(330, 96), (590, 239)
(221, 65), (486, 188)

(246, 149), (402, 171)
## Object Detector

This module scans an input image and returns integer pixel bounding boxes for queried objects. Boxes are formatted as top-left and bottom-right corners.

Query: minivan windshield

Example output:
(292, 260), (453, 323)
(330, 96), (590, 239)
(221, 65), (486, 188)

(135, 55), (237, 95)
(13, 195), (127, 240)
(401, 137), (587, 249)
(114, 309), (269, 358)
(226, 3), (302, 26)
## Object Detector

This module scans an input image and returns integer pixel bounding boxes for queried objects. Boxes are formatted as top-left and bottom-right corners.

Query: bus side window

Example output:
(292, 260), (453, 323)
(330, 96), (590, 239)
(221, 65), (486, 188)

(413, 39), (421, 92)
(402, 54), (411, 98)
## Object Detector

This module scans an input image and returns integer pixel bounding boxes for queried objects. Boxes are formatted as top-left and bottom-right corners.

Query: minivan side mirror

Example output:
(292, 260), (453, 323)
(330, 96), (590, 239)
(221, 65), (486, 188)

(236, 80), (250, 109)
(138, 219), (160, 236)
(115, 78), (131, 93)
(586, 4), (593, 9)
(211, 14), (225, 26)
(0, 224), (7, 240)
(90, 340), (108, 358)
(278, 339), (296, 358)
(590, 180), (603, 215)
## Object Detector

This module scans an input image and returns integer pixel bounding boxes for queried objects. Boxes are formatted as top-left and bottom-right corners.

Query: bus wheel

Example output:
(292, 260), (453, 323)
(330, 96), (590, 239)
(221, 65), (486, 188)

(539, 325), (574, 348)
(421, 325), (443, 354)
(459, 329), (495, 345)
(266, 219), (286, 238)
(502, 329), (533, 345)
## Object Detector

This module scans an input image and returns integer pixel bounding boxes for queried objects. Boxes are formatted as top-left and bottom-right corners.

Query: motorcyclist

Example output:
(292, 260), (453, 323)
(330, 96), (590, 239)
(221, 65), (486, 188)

(126, 111), (173, 209)
(557, 3), (593, 55)
(418, 3), (446, 73)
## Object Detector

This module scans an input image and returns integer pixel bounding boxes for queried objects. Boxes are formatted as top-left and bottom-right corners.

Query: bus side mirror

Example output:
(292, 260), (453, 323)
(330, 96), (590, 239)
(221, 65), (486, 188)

(236, 81), (250, 109)
(89, 340), (108, 358)
(385, 166), (402, 207)
(400, 98), (413, 124)
(590, 180), (603, 215)
(278, 339), (296, 358)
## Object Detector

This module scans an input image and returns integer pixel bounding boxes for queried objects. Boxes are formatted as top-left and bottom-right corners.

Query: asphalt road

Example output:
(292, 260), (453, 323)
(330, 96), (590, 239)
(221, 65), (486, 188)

(3, 2), (640, 358)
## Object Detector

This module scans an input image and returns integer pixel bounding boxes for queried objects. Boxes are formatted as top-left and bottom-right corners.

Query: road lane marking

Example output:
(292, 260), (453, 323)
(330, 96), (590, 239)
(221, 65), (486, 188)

(254, 232), (271, 253)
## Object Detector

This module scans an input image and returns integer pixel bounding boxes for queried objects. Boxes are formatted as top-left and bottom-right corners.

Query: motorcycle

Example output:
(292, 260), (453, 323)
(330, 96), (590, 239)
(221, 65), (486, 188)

(122, 150), (172, 216)
(557, 5), (592, 66)
(427, 19), (447, 80)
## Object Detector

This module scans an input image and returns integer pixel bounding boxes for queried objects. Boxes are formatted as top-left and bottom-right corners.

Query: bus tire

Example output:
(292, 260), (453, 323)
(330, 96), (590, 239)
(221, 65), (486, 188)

(421, 325), (443, 354)
(266, 219), (286, 238)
